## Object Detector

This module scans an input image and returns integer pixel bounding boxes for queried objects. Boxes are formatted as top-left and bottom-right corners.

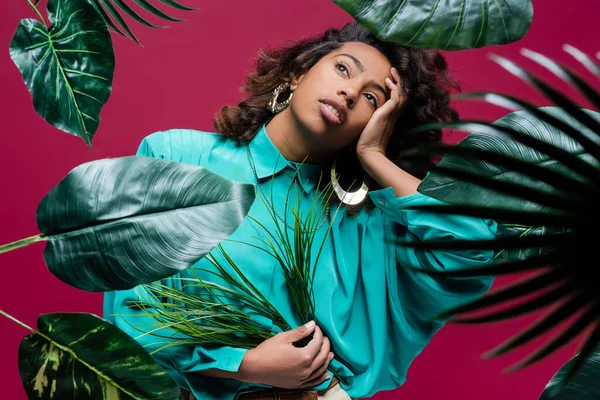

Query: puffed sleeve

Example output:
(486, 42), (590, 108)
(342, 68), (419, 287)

(368, 187), (497, 345)
(102, 132), (248, 400)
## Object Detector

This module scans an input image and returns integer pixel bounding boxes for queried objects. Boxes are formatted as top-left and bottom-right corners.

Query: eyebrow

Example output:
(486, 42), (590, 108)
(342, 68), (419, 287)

(338, 53), (390, 101)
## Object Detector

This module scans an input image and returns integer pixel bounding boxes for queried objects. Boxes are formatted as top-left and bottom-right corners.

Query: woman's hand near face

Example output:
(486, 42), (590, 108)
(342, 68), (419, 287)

(237, 321), (334, 389)
(355, 67), (404, 158)
(355, 66), (422, 197)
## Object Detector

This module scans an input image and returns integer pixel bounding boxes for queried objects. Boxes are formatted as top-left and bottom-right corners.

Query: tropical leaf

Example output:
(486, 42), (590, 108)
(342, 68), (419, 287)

(3, 310), (182, 400)
(10, 0), (115, 146)
(89, 0), (197, 45)
(494, 224), (564, 261)
(416, 107), (600, 214)
(563, 44), (600, 78)
(332, 0), (533, 50)
(35, 156), (255, 292)
(539, 347), (600, 399)
(128, 244), (292, 353)
(130, 173), (349, 384)
(397, 46), (600, 379)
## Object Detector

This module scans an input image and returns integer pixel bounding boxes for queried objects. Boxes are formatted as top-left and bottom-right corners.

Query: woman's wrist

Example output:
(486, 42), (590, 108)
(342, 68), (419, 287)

(358, 149), (421, 198)
(237, 348), (259, 383)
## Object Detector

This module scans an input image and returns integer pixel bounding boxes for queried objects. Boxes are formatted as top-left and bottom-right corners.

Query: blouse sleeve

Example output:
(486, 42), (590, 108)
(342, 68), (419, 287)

(368, 187), (498, 345)
(102, 132), (248, 399)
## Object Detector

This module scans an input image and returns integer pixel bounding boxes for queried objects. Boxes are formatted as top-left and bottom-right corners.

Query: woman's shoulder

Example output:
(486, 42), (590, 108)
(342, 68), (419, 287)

(137, 128), (232, 163)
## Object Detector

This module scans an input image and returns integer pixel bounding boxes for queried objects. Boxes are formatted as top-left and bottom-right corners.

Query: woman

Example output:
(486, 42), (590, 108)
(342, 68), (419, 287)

(103, 21), (497, 400)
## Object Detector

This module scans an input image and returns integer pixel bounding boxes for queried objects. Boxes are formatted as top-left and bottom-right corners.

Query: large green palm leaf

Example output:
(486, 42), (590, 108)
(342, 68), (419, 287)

(398, 47), (600, 385)
(1, 156), (255, 292)
(37, 155), (255, 292)
(332, 0), (533, 50)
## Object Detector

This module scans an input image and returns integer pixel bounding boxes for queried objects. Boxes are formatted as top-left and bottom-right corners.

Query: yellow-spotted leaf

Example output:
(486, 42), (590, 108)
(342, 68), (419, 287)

(17, 312), (181, 400)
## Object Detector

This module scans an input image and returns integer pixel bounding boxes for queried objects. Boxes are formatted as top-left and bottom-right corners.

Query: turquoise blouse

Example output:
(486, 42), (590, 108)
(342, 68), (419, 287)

(103, 123), (497, 400)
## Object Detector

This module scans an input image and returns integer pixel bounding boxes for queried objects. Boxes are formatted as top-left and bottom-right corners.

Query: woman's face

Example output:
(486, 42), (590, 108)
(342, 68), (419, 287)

(289, 42), (397, 151)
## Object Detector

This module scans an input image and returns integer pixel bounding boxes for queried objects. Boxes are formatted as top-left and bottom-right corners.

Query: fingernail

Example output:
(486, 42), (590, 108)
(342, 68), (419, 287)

(329, 352), (334, 360)
(304, 320), (315, 329)
(325, 374), (331, 379)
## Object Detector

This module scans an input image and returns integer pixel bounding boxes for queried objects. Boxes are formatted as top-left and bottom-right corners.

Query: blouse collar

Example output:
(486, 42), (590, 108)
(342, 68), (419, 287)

(247, 123), (325, 194)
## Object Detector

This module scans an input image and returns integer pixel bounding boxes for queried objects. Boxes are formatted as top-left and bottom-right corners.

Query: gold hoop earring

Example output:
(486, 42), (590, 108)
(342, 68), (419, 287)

(330, 154), (369, 205)
(267, 82), (293, 114)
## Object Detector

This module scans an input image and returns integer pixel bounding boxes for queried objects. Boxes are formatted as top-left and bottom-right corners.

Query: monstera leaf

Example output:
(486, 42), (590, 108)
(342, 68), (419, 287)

(34, 156), (255, 292)
(539, 347), (600, 399)
(332, 0), (533, 50)
(10, 0), (115, 145)
(8, 311), (182, 400)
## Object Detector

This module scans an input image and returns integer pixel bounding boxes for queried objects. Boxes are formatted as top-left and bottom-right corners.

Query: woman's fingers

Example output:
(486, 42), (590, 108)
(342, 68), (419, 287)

(303, 348), (333, 384)
(391, 66), (401, 83)
(310, 335), (330, 368)
(386, 67), (405, 110)
(303, 325), (324, 361)
(299, 371), (331, 389)
(385, 77), (396, 89)
(304, 335), (331, 378)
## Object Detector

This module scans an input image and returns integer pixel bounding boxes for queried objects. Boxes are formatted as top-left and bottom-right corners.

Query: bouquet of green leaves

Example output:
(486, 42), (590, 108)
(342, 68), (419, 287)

(126, 168), (347, 382)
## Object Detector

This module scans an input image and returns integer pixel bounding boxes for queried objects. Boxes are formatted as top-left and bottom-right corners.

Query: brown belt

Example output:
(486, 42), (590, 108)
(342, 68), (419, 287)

(180, 377), (340, 400)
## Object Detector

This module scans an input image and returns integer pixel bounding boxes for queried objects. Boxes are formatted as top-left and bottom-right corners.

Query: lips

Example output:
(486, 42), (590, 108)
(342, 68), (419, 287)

(319, 98), (347, 124)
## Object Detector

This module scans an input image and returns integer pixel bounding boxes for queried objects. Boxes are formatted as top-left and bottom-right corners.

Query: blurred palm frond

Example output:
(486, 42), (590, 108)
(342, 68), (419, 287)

(399, 45), (600, 386)
(89, 0), (198, 44)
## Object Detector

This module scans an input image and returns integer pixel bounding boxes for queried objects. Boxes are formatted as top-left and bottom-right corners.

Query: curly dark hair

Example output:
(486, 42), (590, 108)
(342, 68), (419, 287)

(213, 21), (459, 214)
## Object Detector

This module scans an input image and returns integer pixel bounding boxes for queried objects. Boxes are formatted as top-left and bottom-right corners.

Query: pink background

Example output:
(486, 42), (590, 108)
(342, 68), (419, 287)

(0, 0), (597, 399)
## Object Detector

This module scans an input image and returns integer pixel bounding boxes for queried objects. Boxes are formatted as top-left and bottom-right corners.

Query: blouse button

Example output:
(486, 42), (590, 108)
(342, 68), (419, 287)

(379, 200), (386, 206)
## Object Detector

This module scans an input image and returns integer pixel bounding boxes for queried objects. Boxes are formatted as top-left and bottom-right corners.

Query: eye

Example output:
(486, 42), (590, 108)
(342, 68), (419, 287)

(335, 60), (378, 107)
(364, 93), (378, 107)
(334, 61), (349, 76)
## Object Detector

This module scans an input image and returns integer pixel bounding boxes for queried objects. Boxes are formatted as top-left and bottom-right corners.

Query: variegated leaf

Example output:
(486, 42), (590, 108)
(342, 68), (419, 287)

(18, 313), (181, 400)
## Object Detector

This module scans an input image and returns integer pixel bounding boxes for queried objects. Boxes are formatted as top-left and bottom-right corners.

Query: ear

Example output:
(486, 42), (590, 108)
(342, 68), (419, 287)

(290, 74), (305, 91)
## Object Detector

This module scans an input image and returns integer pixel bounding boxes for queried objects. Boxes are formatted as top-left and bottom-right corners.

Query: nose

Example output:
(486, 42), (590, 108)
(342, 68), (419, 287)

(338, 86), (358, 108)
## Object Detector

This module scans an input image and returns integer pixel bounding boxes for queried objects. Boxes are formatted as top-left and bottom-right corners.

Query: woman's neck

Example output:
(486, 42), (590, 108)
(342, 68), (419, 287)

(265, 110), (333, 164)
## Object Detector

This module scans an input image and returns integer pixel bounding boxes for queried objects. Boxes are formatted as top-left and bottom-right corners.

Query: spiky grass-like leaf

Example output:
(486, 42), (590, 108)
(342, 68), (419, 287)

(124, 161), (347, 383)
